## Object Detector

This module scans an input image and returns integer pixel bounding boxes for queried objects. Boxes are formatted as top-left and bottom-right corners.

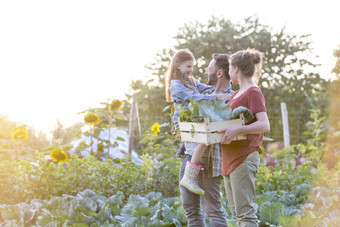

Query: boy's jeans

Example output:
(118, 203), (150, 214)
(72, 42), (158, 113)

(180, 154), (228, 227)
(223, 151), (260, 227)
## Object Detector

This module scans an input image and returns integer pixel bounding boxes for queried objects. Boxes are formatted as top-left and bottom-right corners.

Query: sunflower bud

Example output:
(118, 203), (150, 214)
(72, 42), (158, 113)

(109, 99), (124, 111)
(11, 126), (28, 139)
(84, 113), (100, 125)
(50, 149), (68, 163)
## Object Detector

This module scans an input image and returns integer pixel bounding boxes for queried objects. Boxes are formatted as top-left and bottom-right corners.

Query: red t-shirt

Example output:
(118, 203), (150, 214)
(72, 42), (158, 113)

(221, 86), (267, 176)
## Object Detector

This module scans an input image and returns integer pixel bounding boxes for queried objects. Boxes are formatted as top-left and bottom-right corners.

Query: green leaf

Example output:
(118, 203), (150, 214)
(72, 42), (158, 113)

(115, 114), (127, 121)
(259, 152), (268, 158)
(119, 216), (138, 227)
(23, 203), (39, 223)
(77, 212), (92, 222)
(255, 196), (271, 207)
(121, 195), (149, 216)
(145, 192), (163, 207)
(260, 204), (281, 225)
(179, 100), (233, 122)
(0, 205), (23, 221)
(131, 207), (153, 219)
(84, 131), (91, 137)
(73, 224), (89, 227)
(106, 191), (125, 208)
(227, 219), (237, 227)
(116, 137), (125, 141)
(293, 183), (312, 203)
(279, 215), (299, 227)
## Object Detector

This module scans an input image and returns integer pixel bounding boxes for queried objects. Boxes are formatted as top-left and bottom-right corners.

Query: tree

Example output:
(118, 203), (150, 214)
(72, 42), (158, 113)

(322, 46), (340, 168)
(332, 45), (340, 76)
(128, 16), (328, 145)
(51, 120), (82, 145)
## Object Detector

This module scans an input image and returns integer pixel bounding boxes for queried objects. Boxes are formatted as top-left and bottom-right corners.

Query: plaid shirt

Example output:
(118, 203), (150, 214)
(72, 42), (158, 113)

(201, 85), (233, 178)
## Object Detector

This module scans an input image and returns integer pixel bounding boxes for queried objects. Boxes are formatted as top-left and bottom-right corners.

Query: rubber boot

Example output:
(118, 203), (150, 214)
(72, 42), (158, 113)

(180, 160), (205, 195)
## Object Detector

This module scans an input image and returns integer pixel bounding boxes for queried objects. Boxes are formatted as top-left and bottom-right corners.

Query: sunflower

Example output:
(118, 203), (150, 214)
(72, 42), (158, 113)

(151, 122), (160, 135)
(84, 113), (100, 125)
(11, 126), (28, 139)
(109, 99), (124, 111)
(50, 149), (68, 163)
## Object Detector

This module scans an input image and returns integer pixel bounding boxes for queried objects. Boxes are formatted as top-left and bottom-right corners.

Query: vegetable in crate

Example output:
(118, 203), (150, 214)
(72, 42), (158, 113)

(178, 100), (255, 123)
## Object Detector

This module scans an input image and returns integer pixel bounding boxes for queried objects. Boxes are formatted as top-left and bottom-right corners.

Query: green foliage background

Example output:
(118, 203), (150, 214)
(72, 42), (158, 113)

(1, 16), (339, 227)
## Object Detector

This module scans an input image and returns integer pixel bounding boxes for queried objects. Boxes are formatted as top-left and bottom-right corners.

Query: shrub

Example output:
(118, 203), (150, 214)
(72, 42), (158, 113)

(0, 153), (180, 205)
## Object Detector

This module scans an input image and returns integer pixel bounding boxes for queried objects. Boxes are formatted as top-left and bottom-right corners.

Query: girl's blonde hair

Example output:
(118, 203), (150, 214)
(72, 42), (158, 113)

(230, 48), (264, 84)
(165, 49), (195, 102)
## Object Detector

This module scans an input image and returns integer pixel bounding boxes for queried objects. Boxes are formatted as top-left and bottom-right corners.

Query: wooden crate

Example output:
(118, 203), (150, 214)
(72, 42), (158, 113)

(178, 113), (246, 145)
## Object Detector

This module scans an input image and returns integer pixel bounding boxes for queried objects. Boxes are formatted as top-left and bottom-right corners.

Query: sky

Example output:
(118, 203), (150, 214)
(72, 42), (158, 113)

(0, 0), (339, 135)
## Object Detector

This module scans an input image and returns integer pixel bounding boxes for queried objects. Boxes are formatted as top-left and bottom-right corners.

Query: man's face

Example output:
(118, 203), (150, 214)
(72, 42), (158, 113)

(205, 59), (218, 85)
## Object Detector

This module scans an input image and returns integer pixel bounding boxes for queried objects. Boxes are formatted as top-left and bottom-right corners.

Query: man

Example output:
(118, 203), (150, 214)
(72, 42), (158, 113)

(179, 54), (233, 226)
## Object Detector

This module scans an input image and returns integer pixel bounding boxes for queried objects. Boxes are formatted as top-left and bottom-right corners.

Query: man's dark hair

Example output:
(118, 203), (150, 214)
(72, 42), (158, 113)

(212, 53), (230, 80)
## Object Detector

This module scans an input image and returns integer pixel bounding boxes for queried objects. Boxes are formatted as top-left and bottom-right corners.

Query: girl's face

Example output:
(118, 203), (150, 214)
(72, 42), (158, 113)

(177, 60), (194, 77)
(229, 63), (239, 85)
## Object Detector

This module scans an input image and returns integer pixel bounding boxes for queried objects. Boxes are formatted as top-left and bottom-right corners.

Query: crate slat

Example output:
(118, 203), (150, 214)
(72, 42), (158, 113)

(180, 131), (246, 145)
(177, 121), (208, 132)
(180, 132), (209, 144)
(178, 113), (246, 145)
(206, 118), (244, 132)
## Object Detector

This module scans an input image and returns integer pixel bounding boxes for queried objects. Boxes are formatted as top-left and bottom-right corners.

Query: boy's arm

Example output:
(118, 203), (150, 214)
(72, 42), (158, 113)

(195, 80), (214, 94)
(170, 80), (216, 103)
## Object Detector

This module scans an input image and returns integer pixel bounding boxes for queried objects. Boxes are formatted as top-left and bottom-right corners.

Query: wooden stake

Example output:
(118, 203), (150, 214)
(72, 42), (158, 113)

(128, 93), (136, 158)
(281, 102), (290, 147)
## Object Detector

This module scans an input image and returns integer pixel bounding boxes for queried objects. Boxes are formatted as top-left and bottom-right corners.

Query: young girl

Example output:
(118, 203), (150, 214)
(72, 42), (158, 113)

(219, 48), (270, 226)
(165, 49), (229, 195)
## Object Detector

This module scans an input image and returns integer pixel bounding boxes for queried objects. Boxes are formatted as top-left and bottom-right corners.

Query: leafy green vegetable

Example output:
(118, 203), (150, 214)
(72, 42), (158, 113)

(178, 100), (255, 123)
(178, 100), (232, 122)
(260, 203), (281, 225)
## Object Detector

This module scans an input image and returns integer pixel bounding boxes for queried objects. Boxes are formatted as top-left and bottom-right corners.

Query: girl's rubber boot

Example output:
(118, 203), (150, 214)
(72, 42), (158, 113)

(180, 160), (205, 195)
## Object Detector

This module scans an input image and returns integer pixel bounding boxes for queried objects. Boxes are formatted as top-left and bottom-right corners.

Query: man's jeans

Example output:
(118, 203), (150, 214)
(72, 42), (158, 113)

(180, 154), (228, 227)
(223, 151), (260, 227)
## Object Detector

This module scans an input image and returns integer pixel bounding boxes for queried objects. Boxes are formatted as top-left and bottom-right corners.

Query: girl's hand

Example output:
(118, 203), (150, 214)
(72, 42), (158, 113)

(219, 127), (239, 144)
(216, 93), (232, 100)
